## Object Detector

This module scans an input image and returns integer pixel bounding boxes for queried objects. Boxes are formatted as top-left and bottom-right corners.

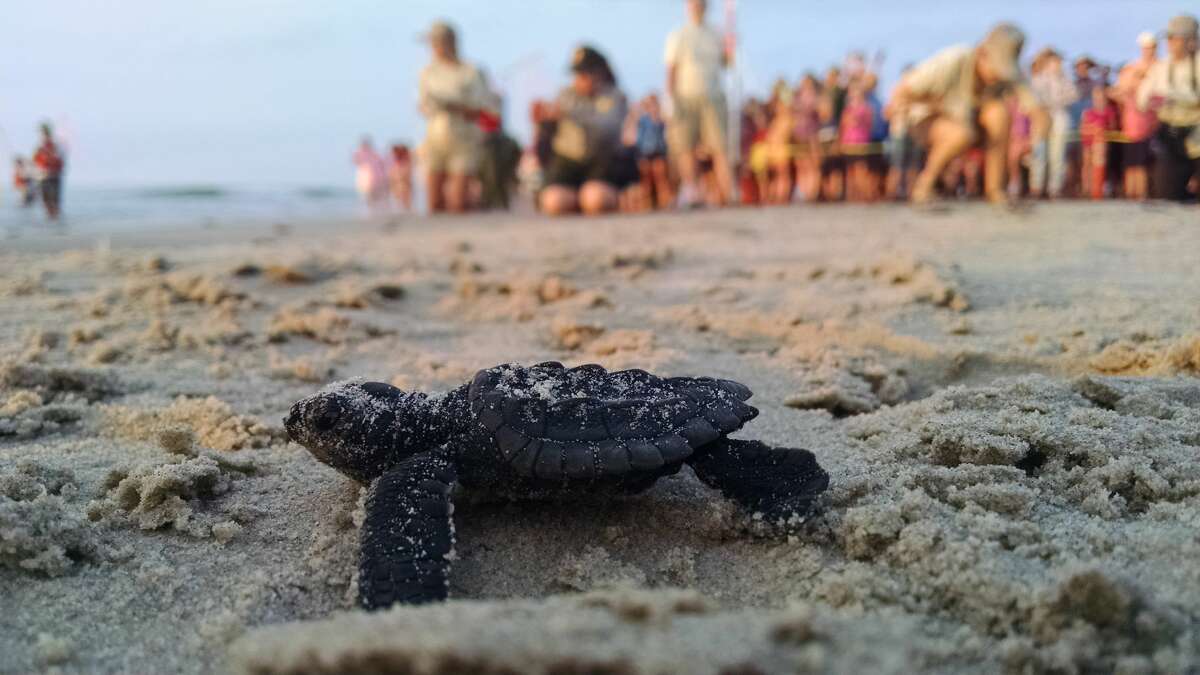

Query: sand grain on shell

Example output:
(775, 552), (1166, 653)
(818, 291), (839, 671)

(0, 203), (1198, 673)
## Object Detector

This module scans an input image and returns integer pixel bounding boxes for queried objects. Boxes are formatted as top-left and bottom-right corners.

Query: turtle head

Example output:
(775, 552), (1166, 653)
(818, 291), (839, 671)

(285, 380), (437, 483)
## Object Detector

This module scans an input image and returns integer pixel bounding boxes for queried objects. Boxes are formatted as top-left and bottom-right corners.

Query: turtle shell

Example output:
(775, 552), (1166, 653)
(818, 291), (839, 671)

(468, 362), (758, 481)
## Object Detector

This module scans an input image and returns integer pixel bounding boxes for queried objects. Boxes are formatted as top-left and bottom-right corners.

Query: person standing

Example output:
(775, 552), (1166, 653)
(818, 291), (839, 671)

(1115, 32), (1159, 200)
(387, 144), (414, 211)
(664, 0), (734, 207)
(1137, 14), (1200, 202)
(1029, 48), (1077, 198)
(885, 23), (1041, 204)
(32, 123), (66, 221)
(418, 21), (490, 213)
(12, 157), (36, 207)
(352, 137), (388, 208)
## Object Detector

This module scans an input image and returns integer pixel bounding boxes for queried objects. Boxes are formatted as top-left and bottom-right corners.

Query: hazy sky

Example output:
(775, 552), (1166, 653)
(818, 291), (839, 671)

(0, 1), (1184, 188)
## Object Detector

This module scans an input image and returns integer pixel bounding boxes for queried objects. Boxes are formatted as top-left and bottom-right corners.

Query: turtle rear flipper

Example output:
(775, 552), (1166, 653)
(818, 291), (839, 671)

(688, 439), (829, 524)
(358, 453), (456, 610)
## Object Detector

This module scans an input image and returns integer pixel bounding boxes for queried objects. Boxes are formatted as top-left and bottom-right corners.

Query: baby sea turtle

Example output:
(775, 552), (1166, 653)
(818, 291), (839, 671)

(285, 361), (829, 610)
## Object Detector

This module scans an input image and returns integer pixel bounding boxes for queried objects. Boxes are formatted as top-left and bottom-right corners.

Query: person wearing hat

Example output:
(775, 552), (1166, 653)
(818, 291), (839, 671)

(885, 22), (1044, 204)
(664, 0), (734, 207)
(538, 46), (635, 216)
(1137, 14), (1200, 201)
(1029, 47), (1077, 198)
(417, 20), (492, 213)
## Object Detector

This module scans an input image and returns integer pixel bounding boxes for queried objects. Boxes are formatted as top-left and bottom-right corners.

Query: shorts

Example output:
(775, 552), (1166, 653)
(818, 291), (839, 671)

(40, 177), (62, 209)
(422, 137), (481, 175)
(669, 95), (728, 157)
(1122, 140), (1151, 168)
(544, 148), (639, 190)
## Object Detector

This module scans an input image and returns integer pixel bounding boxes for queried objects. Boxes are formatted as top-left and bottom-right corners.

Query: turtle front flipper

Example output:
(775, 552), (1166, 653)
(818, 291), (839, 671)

(358, 452), (457, 610)
(688, 439), (829, 525)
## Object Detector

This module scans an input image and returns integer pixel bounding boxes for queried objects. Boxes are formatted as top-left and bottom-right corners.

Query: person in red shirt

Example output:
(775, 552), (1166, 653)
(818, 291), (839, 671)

(1080, 86), (1118, 199)
(32, 123), (66, 220)
(12, 157), (36, 207)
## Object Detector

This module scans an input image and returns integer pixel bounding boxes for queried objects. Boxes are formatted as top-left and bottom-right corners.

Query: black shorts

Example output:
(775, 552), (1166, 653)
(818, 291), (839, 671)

(1122, 140), (1151, 168)
(545, 149), (639, 190)
(40, 177), (62, 208)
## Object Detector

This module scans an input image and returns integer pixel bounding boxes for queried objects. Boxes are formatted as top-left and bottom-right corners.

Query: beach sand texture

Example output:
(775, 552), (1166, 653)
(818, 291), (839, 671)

(1, 203), (1198, 674)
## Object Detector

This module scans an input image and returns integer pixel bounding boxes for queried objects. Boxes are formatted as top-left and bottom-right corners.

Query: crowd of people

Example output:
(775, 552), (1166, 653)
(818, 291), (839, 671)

(9, 122), (67, 221)
(395, 4), (1200, 215)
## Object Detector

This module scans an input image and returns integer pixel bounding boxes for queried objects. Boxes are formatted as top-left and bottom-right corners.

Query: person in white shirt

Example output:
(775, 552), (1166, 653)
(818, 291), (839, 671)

(418, 21), (491, 213)
(1137, 14), (1200, 201)
(664, 0), (733, 207)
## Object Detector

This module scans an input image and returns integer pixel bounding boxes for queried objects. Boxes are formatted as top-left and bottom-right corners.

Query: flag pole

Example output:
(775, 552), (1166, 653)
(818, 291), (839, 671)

(724, 0), (741, 201)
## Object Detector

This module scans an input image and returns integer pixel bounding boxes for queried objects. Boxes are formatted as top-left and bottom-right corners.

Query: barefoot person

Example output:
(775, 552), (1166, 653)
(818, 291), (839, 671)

(11, 157), (36, 207)
(418, 21), (490, 213)
(1137, 14), (1200, 202)
(352, 137), (388, 208)
(886, 23), (1040, 204)
(538, 46), (636, 216)
(664, 0), (734, 207)
(32, 123), (66, 220)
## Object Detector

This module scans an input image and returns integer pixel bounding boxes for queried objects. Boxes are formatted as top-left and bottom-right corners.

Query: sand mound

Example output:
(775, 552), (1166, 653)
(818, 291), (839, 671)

(0, 362), (125, 402)
(864, 253), (970, 312)
(230, 589), (923, 675)
(1090, 334), (1200, 376)
(442, 274), (610, 322)
(103, 396), (280, 451)
(0, 462), (103, 576)
(86, 453), (250, 540)
(330, 281), (405, 309)
(124, 272), (245, 308)
(783, 352), (909, 416)
(268, 307), (390, 345)
(818, 375), (1199, 670)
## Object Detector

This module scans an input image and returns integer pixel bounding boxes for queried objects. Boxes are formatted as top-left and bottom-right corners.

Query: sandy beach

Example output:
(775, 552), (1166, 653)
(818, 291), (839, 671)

(1, 203), (1198, 674)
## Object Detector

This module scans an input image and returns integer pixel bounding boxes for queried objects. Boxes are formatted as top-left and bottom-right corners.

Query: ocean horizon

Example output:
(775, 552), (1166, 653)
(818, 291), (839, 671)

(1, 183), (368, 237)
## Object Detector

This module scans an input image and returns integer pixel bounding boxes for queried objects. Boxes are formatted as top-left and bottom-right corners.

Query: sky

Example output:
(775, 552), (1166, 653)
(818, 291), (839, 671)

(0, 0), (1185, 189)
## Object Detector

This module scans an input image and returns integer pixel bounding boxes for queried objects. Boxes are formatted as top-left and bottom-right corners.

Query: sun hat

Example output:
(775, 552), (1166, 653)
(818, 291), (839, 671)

(980, 23), (1025, 83)
(1165, 14), (1198, 39)
(1136, 31), (1157, 47)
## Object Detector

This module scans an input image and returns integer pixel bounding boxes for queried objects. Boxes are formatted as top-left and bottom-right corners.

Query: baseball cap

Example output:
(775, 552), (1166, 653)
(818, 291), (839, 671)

(1136, 31), (1157, 47)
(1165, 14), (1198, 39)
(980, 23), (1025, 83)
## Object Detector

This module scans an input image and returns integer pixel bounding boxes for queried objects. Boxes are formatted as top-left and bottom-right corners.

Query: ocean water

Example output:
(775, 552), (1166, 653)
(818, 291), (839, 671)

(0, 184), (365, 238)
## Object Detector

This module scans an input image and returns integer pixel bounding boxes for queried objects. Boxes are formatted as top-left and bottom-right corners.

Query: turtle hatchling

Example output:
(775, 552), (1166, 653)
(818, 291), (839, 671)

(285, 361), (830, 610)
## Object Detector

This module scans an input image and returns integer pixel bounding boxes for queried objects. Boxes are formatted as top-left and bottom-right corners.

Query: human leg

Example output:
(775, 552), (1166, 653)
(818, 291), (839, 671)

(579, 180), (618, 215)
(911, 115), (975, 203)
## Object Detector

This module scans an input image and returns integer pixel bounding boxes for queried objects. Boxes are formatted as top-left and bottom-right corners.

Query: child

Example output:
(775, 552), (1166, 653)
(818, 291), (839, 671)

(1080, 86), (1118, 200)
(839, 83), (876, 202)
(387, 144), (413, 211)
(634, 94), (673, 209)
(352, 137), (388, 208)
(12, 157), (35, 207)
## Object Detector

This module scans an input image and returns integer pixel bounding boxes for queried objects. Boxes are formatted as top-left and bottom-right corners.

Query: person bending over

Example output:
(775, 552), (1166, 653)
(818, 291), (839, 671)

(886, 23), (1043, 204)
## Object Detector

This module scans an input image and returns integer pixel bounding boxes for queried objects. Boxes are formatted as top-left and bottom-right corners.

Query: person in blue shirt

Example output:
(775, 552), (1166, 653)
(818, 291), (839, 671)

(635, 94), (674, 209)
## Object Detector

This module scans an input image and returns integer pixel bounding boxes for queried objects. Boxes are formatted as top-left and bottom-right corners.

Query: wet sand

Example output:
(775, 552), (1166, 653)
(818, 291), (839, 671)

(1, 203), (1198, 673)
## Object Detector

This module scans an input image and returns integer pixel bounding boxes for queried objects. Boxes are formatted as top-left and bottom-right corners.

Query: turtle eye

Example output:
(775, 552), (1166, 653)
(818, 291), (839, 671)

(313, 403), (341, 431)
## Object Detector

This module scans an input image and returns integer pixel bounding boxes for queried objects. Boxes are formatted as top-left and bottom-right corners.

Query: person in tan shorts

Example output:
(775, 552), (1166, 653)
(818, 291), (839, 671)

(886, 23), (1044, 204)
(664, 0), (734, 207)
(418, 21), (490, 213)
